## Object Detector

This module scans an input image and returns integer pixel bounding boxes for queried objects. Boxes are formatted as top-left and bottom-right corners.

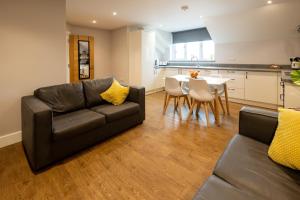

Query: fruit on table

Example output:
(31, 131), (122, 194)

(190, 70), (199, 78)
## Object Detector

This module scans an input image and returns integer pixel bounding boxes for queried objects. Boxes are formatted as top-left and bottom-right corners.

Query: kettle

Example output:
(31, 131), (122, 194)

(290, 57), (300, 69)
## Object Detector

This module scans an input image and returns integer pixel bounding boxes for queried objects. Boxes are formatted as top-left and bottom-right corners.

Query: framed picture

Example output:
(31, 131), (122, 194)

(78, 40), (90, 79)
(69, 35), (94, 83)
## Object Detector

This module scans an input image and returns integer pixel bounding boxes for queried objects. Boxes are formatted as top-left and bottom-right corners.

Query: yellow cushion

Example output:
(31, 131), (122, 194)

(268, 108), (300, 170)
(100, 79), (129, 106)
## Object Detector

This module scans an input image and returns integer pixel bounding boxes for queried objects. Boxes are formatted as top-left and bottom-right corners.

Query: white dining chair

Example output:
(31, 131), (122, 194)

(163, 77), (191, 119)
(188, 78), (216, 127)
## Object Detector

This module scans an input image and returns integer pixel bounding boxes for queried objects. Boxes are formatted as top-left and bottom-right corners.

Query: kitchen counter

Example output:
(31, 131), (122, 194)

(156, 63), (290, 72)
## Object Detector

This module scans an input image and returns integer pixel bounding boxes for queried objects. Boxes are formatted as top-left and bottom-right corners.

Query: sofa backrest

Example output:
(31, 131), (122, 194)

(82, 77), (113, 107)
(34, 83), (85, 114)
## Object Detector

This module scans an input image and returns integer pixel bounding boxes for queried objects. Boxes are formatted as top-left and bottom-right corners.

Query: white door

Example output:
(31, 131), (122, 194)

(128, 31), (142, 86)
(141, 31), (156, 92)
(245, 71), (278, 104)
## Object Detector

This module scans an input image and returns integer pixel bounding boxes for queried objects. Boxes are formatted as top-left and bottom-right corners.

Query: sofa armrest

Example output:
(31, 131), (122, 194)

(21, 95), (53, 170)
(127, 86), (145, 120)
(239, 106), (278, 145)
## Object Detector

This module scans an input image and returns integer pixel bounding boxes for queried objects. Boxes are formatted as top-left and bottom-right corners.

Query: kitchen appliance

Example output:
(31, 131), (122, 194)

(290, 57), (300, 69)
(282, 57), (300, 108)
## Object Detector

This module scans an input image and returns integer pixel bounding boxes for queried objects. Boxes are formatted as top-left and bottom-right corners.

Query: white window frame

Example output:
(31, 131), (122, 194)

(170, 40), (215, 61)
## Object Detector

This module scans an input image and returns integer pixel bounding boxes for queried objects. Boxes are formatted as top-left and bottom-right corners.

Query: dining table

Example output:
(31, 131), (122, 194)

(170, 74), (231, 126)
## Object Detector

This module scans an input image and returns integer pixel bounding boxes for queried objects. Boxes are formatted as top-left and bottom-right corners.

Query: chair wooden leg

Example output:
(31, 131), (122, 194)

(204, 102), (210, 127)
(209, 101), (216, 119)
(188, 100), (196, 118)
(163, 92), (167, 112)
(218, 96), (225, 114)
(196, 102), (201, 114)
(185, 96), (191, 109)
(177, 97), (182, 120)
(173, 97), (177, 111)
(163, 94), (170, 114)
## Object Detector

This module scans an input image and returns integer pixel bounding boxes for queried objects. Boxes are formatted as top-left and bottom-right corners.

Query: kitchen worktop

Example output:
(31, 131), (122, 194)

(156, 62), (291, 72)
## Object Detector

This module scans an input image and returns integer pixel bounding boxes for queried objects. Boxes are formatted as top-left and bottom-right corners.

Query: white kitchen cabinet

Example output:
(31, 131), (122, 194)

(165, 68), (179, 77)
(284, 82), (300, 109)
(153, 68), (165, 89)
(129, 30), (166, 92)
(245, 71), (278, 104)
(278, 74), (284, 106)
(219, 70), (245, 99)
(182, 69), (191, 75)
(198, 69), (219, 76)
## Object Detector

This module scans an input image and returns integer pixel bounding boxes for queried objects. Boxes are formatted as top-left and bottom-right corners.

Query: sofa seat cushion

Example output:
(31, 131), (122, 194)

(91, 101), (139, 123)
(53, 109), (105, 141)
(213, 134), (300, 200)
(193, 175), (264, 200)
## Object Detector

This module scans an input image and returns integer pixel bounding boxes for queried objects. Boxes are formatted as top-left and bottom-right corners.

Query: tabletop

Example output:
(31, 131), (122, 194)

(171, 75), (231, 86)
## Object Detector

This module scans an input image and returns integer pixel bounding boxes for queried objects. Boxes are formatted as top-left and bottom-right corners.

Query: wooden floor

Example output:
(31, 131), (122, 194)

(0, 92), (243, 200)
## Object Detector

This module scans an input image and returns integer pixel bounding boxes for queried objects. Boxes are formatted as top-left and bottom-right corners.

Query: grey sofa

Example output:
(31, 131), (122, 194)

(21, 77), (145, 171)
(193, 107), (300, 200)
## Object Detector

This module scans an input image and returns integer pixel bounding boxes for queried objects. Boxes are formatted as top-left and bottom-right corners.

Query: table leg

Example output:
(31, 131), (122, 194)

(224, 83), (230, 115)
(214, 89), (220, 126)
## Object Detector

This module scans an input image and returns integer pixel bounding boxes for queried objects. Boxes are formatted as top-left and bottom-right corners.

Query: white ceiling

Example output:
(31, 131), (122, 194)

(66, 0), (300, 42)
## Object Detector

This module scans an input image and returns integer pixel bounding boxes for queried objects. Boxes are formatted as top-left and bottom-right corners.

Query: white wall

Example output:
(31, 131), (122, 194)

(155, 29), (172, 62)
(67, 24), (112, 79)
(215, 38), (300, 65)
(0, 0), (66, 137)
(111, 27), (130, 83)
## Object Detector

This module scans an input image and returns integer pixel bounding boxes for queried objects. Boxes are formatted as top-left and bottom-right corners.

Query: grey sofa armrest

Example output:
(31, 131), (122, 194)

(21, 95), (53, 170)
(239, 106), (278, 145)
(127, 86), (145, 120)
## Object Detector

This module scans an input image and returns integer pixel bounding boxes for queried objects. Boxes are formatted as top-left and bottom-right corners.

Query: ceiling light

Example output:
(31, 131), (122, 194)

(113, 12), (117, 16)
(159, 24), (163, 27)
(92, 20), (97, 24)
(200, 16), (203, 18)
(267, 0), (272, 4)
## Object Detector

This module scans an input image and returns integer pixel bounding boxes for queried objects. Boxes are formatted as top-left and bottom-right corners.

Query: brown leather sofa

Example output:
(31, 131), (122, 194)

(21, 77), (145, 171)
(193, 107), (300, 200)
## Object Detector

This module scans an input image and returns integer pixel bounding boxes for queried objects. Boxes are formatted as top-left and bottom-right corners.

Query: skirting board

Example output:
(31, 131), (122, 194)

(146, 87), (164, 95)
(0, 131), (22, 149)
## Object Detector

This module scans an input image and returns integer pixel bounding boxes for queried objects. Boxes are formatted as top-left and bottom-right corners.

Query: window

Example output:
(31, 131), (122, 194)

(170, 40), (215, 61)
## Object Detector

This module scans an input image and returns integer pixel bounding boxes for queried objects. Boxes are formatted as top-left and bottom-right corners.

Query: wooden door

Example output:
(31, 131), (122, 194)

(69, 35), (94, 83)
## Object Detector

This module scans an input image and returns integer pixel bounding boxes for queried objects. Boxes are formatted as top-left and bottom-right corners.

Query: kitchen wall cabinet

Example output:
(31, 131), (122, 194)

(245, 71), (278, 104)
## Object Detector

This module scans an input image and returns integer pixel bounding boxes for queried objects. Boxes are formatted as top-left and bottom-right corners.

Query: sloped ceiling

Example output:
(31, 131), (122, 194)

(67, 0), (300, 43)
(205, 1), (300, 43)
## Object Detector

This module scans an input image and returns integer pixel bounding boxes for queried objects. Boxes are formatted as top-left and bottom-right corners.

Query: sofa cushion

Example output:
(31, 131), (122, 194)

(213, 134), (300, 200)
(53, 109), (105, 141)
(193, 175), (264, 200)
(82, 77), (113, 107)
(34, 83), (85, 113)
(91, 101), (140, 123)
